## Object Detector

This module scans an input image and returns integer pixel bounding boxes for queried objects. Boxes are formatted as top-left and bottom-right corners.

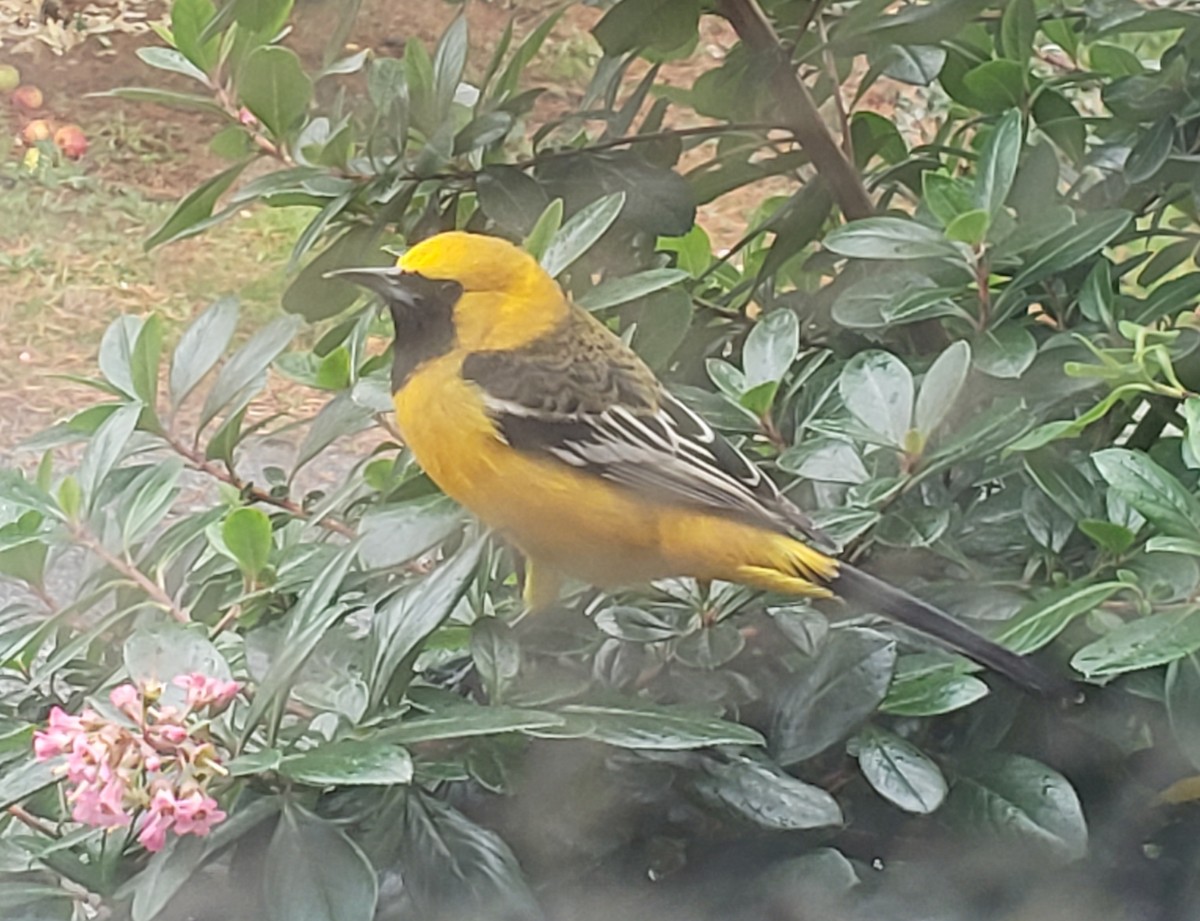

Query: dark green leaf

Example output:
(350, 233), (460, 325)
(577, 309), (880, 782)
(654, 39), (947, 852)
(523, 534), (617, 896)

(281, 740), (413, 786)
(962, 59), (1026, 112)
(593, 0), (700, 56)
(78, 401), (142, 509)
(1125, 117), (1174, 184)
(263, 804), (378, 921)
(576, 268), (688, 311)
(975, 109), (1021, 218)
(999, 0), (1036, 62)
(825, 217), (962, 261)
(855, 726), (947, 814)
(879, 44), (946, 85)
(239, 47), (313, 138)
(996, 583), (1124, 655)
(1094, 448), (1200, 540)
(974, 324), (1035, 379)
(540, 192), (626, 277)
(690, 757), (842, 829)
(949, 753), (1087, 860)
(744, 309), (799, 388)
(1072, 608), (1200, 678)
(914, 341), (970, 436)
(200, 315), (300, 432)
(882, 662), (989, 716)
(771, 628), (897, 764)
(170, 0), (218, 73)
(552, 702), (763, 750)
(145, 160), (249, 250)
(170, 296), (239, 407)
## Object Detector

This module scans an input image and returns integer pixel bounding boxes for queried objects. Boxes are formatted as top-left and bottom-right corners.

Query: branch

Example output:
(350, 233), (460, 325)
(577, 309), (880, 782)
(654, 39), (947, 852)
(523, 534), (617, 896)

(165, 435), (357, 539)
(716, 0), (874, 220)
(70, 527), (190, 624)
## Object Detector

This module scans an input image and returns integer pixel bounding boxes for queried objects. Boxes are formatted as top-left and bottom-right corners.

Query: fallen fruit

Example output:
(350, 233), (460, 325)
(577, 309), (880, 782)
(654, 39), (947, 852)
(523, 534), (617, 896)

(54, 123), (87, 159)
(12, 84), (43, 111)
(22, 119), (51, 143)
(0, 65), (19, 94)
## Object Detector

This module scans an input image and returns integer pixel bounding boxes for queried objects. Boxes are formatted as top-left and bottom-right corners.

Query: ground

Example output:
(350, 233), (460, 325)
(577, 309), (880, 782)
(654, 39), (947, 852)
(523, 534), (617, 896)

(0, 0), (904, 456)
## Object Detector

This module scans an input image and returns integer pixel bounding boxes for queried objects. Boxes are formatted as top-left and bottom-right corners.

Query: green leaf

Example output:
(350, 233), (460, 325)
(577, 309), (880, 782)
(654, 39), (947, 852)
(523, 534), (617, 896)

(1168, 652), (1200, 772)
(974, 324), (1035, 379)
(145, 160), (249, 250)
(359, 496), (464, 570)
(241, 546), (358, 743)
(124, 622), (230, 687)
(99, 315), (142, 396)
(878, 44), (945, 85)
(200, 315), (300, 432)
(121, 459), (185, 548)
(771, 628), (897, 764)
(950, 753), (1087, 860)
(381, 705), (563, 744)
(999, 0), (1037, 62)
(838, 351), (914, 447)
(743, 309), (799, 388)
(1032, 88), (1086, 164)
(368, 540), (484, 708)
(1125, 117), (1174, 185)
(1094, 448), (1200, 540)
(1089, 42), (1145, 77)
(232, 0), (293, 33)
(824, 217), (962, 261)
(546, 702), (763, 750)
(593, 0), (700, 56)
(78, 401), (142, 509)
(914, 341), (970, 436)
(170, 296), (239, 408)
(995, 582), (1124, 655)
(385, 790), (540, 919)
(855, 726), (947, 814)
(1024, 451), (1095, 521)
(882, 662), (989, 716)
(1072, 608), (1200, 679)
(470, 617), (520, 703)
(476, 165), (550, 237)
(170, 0), (218, 73)
(974, 109), (1021, 218)
(1079, 519), (1135, 554)
(280, 740), (413, 786)
(923, 173), (975, 226)
(239, 47), (313, 139)
(263, 804), (378, 921)
(576, 268), (689, 311)
(223, 507), (272, 580)
(137, 46), (210, 83)
(996, 210), (1132, 318)
(283, 225), (390, 322)
(0, 754), (58, 810)
(130, 313), (163, 418)
(962, 59), (1026, 112)
(540, 192), (626, 277)
(95, 87), (227, 117)
(594, 604), (699, 643)
(432, 16), (468, 120)
(522, 198), (564, 262)
(690, 757), (842, 830)
(944, 209), (990, 245)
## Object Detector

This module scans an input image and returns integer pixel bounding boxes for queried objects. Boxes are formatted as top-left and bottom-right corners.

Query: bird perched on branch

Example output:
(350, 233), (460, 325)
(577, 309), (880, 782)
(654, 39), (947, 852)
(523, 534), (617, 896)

(335, 231), (1068, 697)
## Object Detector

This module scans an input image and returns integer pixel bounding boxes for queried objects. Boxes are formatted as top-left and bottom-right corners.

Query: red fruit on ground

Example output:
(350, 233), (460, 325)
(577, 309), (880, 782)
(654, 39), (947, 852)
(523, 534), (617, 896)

(54, 124), (87, 159)
(22, 119), (52, 143)
(12, 84), (44, 111)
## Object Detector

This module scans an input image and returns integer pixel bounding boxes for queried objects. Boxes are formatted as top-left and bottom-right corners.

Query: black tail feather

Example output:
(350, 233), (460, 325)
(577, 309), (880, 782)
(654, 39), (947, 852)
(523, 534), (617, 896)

(830, 564), (1075, 699)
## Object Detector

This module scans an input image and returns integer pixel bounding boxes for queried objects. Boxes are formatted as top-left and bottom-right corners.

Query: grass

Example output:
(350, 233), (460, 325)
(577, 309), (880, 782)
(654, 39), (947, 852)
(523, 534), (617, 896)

(0, 159), (316, 442)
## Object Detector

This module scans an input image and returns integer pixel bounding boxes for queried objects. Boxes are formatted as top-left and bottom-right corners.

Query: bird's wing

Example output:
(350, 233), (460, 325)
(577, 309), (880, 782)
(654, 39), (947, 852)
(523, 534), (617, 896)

(461, 309), (828, 543)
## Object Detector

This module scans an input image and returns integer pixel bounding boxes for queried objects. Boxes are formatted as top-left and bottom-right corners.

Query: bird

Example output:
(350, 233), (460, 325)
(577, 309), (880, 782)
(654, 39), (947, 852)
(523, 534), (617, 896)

(333, 230), (1069, 697)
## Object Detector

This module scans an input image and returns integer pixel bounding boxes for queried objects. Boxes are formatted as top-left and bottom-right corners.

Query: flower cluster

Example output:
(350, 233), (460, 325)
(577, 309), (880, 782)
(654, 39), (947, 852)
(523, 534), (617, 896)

(33, 673), (240, 851)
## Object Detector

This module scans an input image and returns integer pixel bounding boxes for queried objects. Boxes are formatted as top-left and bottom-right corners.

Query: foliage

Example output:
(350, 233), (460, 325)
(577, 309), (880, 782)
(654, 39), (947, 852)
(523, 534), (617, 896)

(5, 0), (1200, 917)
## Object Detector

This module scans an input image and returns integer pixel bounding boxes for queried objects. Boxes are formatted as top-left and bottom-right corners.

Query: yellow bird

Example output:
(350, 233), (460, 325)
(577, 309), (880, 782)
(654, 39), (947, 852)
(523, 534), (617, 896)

(336, 231), (1066, 696)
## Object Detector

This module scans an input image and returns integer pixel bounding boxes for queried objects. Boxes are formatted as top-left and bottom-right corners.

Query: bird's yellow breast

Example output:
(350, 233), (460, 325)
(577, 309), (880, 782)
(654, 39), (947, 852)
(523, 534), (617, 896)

(392, 355), (834, 595)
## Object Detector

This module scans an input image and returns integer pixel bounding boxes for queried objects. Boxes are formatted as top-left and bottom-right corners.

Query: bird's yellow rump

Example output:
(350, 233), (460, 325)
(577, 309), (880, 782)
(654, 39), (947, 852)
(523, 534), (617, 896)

(336, 231), (1066, 696)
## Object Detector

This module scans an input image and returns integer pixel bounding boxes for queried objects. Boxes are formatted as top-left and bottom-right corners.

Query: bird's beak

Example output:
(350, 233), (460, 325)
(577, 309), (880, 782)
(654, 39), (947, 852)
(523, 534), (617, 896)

(324, 266), (418, 306)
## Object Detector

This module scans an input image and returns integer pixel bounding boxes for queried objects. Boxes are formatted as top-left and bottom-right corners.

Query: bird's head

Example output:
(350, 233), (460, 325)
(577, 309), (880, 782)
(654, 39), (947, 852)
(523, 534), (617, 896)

(331, 232), (568, 383)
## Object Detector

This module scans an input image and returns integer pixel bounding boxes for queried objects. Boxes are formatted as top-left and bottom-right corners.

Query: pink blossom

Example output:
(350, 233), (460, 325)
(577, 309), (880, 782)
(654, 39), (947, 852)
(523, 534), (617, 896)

(32, 706), (84, 759)
(172, 790), (226, 836)
(237, 107), (258, 126)
(70, 778), (130, 828)
(109, 684), (141, 717)
(173, 674), (241, 712)
(152, 722), (189, 746)
(136, 807), (173, 852)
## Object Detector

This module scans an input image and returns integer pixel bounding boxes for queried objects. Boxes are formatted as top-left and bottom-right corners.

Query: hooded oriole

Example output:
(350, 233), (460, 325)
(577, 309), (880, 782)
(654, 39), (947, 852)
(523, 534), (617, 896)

(336, 231), (1066, 696)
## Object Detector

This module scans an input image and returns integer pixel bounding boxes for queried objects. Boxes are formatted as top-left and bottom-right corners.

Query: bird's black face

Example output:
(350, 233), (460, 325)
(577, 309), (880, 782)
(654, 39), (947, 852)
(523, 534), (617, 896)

(330, 268), (464, 390)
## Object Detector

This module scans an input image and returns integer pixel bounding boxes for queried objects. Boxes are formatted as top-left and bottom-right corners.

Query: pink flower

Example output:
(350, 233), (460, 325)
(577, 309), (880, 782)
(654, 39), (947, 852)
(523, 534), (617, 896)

(70, 778), (130, 828)
(173, 674), (241, 712)
(151, 722), (189, 746)
(109, 684), (141, 717)
(172, 790), (225, 837)
(136, 808), (173, 852)
(237, 107), (258, 127)
(32, 706), (84, 759)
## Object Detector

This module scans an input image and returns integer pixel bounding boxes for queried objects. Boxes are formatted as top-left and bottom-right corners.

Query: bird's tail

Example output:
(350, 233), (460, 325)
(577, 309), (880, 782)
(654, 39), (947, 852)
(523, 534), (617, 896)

(828, 563), (1073, 698)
